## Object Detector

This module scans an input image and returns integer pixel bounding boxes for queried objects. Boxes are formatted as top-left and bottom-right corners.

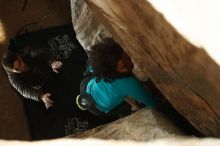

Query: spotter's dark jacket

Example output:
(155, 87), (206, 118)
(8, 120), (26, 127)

(6, 47), (57, 101)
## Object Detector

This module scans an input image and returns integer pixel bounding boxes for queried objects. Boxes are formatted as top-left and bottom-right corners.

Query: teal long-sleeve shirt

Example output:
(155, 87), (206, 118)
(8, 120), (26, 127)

(86, 76), (157, 113)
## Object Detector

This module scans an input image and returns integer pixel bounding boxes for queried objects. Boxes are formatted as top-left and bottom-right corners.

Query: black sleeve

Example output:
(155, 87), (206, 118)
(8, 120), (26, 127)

(8, 74), (43, 102)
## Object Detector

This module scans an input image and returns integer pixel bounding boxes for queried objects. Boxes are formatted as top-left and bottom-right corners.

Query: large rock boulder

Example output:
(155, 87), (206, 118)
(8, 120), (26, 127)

(71, 0), (220, 137)
(69, 108), (183, 141)
(83, 0), (220, 136)
(70, 0), (111, 51)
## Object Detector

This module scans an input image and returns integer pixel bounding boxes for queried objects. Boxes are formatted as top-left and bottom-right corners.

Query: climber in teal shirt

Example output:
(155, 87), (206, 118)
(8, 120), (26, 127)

(77, 38), (157, 117)
(86, 74), (156, 113)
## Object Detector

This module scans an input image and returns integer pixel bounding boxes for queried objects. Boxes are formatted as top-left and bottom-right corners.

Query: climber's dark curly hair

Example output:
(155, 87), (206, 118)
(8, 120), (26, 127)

(88, 38), (124, 83)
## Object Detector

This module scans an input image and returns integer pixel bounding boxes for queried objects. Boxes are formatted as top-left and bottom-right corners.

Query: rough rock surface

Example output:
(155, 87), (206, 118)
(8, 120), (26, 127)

(70, 0), (111, 51)
(84, 0), (220, 136)
(70, 0), (147, 80)
(71, 0), (220, 137)
(69, 108), (183, 141)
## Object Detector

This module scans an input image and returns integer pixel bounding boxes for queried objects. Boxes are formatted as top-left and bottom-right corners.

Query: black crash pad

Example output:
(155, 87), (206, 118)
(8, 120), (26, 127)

(10, 24), (117, 140)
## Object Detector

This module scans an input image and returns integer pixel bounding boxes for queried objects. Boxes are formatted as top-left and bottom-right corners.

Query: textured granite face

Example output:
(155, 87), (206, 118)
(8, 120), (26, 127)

(76, 0), (220, 136)
(70, 0), (111, 51)
(70, 0), (147, 80)
(70, 0), (220, 137)
(70, 108), (183, 141)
